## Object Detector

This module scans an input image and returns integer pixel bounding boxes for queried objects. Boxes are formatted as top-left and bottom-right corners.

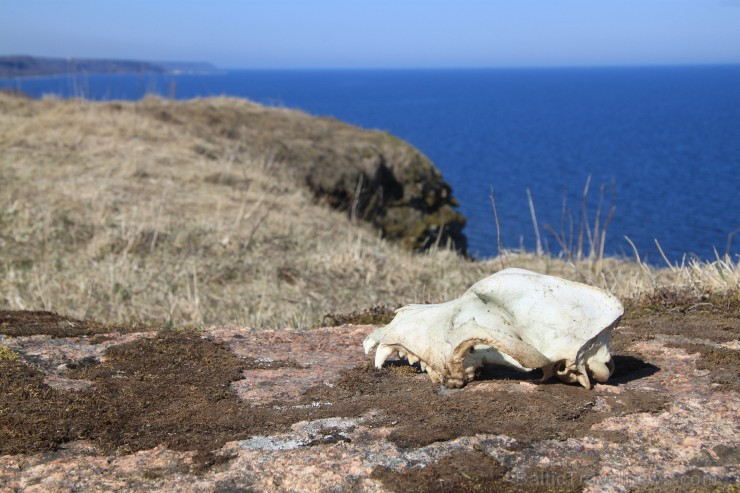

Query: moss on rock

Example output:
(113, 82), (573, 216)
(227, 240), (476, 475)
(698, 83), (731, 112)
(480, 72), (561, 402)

(0, 347), (18, 361)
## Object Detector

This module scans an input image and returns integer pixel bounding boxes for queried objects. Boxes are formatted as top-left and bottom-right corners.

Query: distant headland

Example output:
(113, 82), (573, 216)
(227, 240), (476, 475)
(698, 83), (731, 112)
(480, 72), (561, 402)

(0, 55), (221, 78)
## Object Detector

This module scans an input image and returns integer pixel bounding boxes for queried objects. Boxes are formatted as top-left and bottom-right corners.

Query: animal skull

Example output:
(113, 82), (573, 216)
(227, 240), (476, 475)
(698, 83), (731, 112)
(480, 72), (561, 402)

(363, 268), (623, 389)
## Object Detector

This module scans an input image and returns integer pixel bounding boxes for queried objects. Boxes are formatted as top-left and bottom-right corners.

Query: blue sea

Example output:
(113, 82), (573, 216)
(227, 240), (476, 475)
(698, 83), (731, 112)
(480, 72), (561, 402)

(3, 66), (739, 264)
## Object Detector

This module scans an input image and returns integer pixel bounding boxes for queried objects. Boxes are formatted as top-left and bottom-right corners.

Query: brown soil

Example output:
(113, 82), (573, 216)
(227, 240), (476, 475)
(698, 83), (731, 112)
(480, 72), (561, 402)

(321, 304), (399, 327)
(370, 450), (510, 492)
(372, 450), (595, 493)
(0, 310), (149, 338)
(0, 327), (664, 470)
(0, 297), (737, 489)
(619, 296), (740, 392)
(303, 361), (665, 449)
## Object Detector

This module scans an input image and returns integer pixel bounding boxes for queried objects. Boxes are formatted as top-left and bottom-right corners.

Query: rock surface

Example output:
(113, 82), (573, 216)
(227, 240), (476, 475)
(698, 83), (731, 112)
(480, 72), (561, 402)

(0, 308), (738, 492)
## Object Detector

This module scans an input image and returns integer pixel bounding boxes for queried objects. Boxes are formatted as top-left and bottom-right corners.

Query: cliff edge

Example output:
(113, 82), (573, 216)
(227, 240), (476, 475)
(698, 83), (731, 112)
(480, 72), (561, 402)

(150, 97), (468, 253)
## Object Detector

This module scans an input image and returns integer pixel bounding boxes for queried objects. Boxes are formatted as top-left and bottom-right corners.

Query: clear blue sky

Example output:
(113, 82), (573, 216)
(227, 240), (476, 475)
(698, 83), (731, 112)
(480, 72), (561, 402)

(2, 0), (740, 68)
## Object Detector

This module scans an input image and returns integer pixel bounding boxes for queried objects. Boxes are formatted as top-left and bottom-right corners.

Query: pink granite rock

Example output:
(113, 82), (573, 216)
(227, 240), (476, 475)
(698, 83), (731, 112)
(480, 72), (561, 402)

(1, 319), (737, 492)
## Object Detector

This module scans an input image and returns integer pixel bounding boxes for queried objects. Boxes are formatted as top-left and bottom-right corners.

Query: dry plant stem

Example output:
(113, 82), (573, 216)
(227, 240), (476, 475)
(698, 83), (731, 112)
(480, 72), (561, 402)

(655, 239), (677, 272)
(577, 175), (591, 260)
(526, 188), (543, 256)
(726, 227), (740, 256)
(489, 186), (507, 270)
(350, 174), (363, 223)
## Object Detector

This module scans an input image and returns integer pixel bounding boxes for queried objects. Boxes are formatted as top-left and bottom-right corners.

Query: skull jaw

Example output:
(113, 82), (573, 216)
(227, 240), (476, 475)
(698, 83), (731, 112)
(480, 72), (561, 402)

(364, 337), (542, 389)
(365, 336), (616, 390)
(363, 338), (474, 388)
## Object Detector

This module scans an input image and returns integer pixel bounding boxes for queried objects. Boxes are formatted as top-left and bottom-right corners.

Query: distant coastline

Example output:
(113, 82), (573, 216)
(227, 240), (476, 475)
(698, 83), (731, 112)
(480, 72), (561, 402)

(0, 55), (221, 78)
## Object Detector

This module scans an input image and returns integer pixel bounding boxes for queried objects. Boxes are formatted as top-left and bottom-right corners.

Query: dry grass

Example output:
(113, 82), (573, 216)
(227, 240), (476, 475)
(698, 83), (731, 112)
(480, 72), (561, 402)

(0, 94), (737, 328)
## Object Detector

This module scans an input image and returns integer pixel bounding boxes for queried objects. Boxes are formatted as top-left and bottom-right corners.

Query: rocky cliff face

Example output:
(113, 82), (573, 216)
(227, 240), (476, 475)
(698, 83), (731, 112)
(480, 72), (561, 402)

(158, 99), (468, 254)
(279, 128), (468, 254)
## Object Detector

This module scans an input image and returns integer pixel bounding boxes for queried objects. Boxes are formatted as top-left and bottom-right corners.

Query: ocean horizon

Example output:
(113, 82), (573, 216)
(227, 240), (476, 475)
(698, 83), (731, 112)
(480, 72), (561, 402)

(2, 65), (739, 264)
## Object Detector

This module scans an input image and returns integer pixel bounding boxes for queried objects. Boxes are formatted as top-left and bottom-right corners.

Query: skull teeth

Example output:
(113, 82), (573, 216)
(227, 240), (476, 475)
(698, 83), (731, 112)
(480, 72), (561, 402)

(374, 344), (395, 369)
(426, 367), (442, 384)
(363, 337), (379, 355)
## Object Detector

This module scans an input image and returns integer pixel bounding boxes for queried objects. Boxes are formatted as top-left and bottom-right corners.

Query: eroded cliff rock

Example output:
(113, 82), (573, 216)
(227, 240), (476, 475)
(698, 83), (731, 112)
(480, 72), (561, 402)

(147, 98), (468, 254)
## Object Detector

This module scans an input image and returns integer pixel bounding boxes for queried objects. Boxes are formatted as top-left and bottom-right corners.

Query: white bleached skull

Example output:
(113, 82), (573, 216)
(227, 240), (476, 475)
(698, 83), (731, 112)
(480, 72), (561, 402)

(363, 268), (623, 389)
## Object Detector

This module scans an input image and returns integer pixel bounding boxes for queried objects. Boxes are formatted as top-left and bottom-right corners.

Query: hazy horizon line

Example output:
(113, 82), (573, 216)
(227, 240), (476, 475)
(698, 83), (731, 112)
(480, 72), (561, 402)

(0, 53), (740, 71)
(222, 62), (740, 71)
(3, 53), (740, 73)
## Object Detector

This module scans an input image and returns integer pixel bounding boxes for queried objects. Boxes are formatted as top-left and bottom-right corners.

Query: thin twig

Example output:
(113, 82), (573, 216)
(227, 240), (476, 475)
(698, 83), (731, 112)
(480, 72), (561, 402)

(489, 186), (506, 269)
(726, 227), (740, 257)
(526, 188), (543, 256)
(560, 186), (571, 259)
(350, 174), (364, 223)
(599, 181), (617, 261)
(433, 224), (445, 251)
(593, 183), (603, 259)
(655, 239), (676, 272)
(578, 175), (592, 260)
(625, 236), (653, 277)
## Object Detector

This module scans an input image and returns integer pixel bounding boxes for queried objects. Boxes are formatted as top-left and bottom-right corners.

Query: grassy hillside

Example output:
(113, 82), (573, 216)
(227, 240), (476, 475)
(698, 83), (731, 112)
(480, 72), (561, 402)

(0, 94), (737, 328)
